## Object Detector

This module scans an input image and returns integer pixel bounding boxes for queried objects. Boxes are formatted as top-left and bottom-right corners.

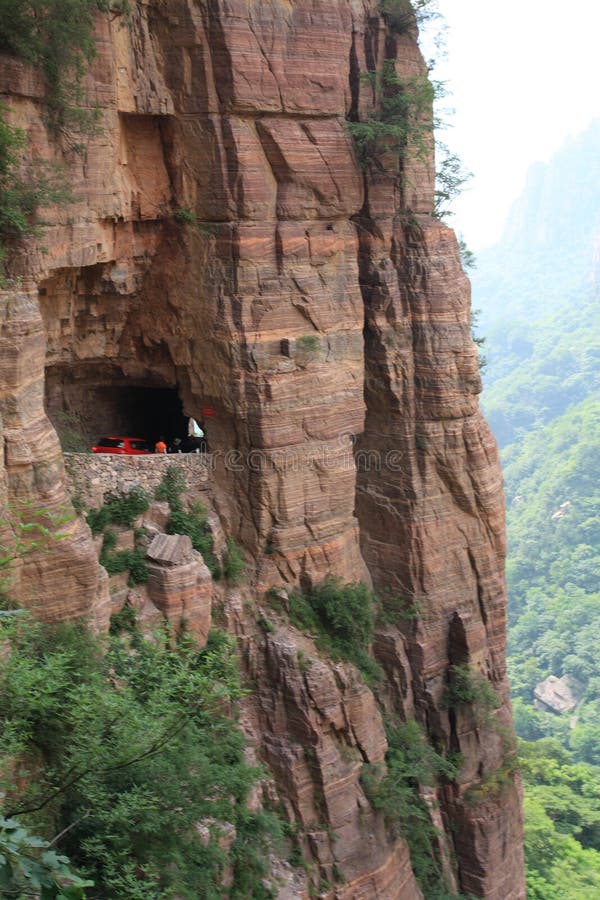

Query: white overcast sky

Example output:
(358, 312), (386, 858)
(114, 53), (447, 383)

(424, 0), (600, 249)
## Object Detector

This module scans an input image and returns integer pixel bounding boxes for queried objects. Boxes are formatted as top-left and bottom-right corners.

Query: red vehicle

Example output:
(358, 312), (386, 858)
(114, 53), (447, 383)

(92, 437), (152, 455)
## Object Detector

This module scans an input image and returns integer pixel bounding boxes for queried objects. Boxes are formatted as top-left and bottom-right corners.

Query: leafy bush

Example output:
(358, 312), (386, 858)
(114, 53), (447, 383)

(86, 491), (151, 585)
(0, 1), (129, 130)
(0, 107), (73, 274)
(441, 664), (501, 724)
(172, 209), (213, 236)
(222, 537), (245, 585)
(169, 502), (208, 551)
(0, 2), (133, 272)
(348, 8), (469, 224)
(85, 505), (110, 536)
(86, 488), (150, 535)
(434, 147), (471, 222)
(347, 62), (435, 171)
(465, 750), (520, 804)
(380, 0), (437, 34)
(98, 527), (116, 555)
(0, 619), (282, 899)
(173, 208), (198, 225)
(171, 510), (220, 581)
(380, 0), (416, 33)
(361, 720), (461, 895)
(102, 487), (150, 527)
(154, 465), (187, 507)
(288, 578), (381, 683)
(0, 813), (92, 899)
(108, 603), (137, 636)
(470, 307), (487, 372)
(300, 578), (374, 656)
(376, 589), (422, 625)
(99, 529), (148, 586)
(156, 469), (221, 577)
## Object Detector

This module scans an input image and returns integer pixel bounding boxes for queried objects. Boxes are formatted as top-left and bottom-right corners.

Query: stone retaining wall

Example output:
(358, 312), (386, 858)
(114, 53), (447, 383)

(64, 452), (211, 510)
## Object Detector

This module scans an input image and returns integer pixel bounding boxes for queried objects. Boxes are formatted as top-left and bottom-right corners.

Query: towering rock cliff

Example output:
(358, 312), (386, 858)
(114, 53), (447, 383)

(0, 1), (524, 896)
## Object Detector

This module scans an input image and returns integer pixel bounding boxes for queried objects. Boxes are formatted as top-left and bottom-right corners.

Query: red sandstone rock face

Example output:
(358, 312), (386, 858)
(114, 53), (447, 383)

(0, 286), (109, 628)
(146, 533), (212, 643)
(0, 0), (524, 896)
(351, 26), (525, 898)
(223, 593), (422, 899)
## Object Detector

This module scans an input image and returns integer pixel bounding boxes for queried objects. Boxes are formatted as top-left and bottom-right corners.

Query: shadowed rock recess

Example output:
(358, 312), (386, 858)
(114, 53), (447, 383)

(0, 1), (524, 897)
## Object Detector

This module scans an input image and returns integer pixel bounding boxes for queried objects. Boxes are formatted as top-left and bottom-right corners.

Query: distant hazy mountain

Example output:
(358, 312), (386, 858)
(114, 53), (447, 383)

(472, 118), (600, 334)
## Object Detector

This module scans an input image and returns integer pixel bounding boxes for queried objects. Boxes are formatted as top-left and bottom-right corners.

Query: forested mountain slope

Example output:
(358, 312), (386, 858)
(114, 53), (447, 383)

(482, 292), (600, 447)
(504, 395), (600, 755)
(476, 121), (600, 897)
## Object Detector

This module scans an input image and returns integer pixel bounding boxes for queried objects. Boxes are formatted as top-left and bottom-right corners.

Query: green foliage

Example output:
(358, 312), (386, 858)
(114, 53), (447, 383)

(0, 106), (73, 274)
(100, 543), (148, 586)
(0, 506), (75, 598)
(519, 739), (600, 848)
(222, 538), (245, 585)
(53, 411), (88, 454)
(169, 503), (219, 577)
(154, 466), (187, 506)
(108, 603), (137, 636)
(296, 334), (320, 353)
(347, 61), (435, 172)
(0, 619), (281, 898)
(361, 720), (461, 896)
(0, 1), (129, 131)
(519, 739), (600, 898)
(465, 751), (520, 804)
(349, 4), (467, 222)
(155, 468), (220, 577)
(98, 527), (117, 555)
(469, 307), (486, 371)
(84, 505), (109, 536)
(498, 397), (600, 762)
(256, 616), (275, 635)
(434, 148), (471, 222)
(86, 488), (150, 534)
(86, 491), (150, 585)
(376, 589), (422, 625)
(0, 2), (132, 272)
(0, 813), (92, 899)
(441, 664), (501, 724)
(172, 209), (213, 236)
(478, 120), (600, 893)
(482, 291), (600, 446)
(296, 649), (311, 673)
(458, 237), (476, 270)
(173, 208), (198, 225)
(103, 488), (151, 527)
(288, 578), (381, 684)
(379, 0), (437, 34)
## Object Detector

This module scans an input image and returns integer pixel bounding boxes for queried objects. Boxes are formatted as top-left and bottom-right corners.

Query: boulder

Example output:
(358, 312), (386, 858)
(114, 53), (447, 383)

(534, 674), (585, 713)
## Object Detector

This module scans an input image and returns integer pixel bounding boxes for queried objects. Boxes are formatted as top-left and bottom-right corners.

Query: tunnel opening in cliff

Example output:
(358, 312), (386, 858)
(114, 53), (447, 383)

(45, 364), (190, 450)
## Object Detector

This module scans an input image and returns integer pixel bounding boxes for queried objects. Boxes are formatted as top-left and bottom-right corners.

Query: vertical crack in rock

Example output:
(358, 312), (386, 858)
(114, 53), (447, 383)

(351, 5), (525, 897)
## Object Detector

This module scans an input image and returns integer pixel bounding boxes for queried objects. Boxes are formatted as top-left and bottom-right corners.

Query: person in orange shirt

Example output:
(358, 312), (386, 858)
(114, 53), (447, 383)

(155, 437), (167, 454)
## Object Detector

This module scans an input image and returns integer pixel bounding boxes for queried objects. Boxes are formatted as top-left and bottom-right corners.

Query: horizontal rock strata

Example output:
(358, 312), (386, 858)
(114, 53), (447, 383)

(0, 0), (524, 896)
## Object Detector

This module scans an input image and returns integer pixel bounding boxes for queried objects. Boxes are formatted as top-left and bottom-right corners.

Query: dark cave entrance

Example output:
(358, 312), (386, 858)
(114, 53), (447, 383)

(45, 366), (190, 452)
(88, 385), (188, 447)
